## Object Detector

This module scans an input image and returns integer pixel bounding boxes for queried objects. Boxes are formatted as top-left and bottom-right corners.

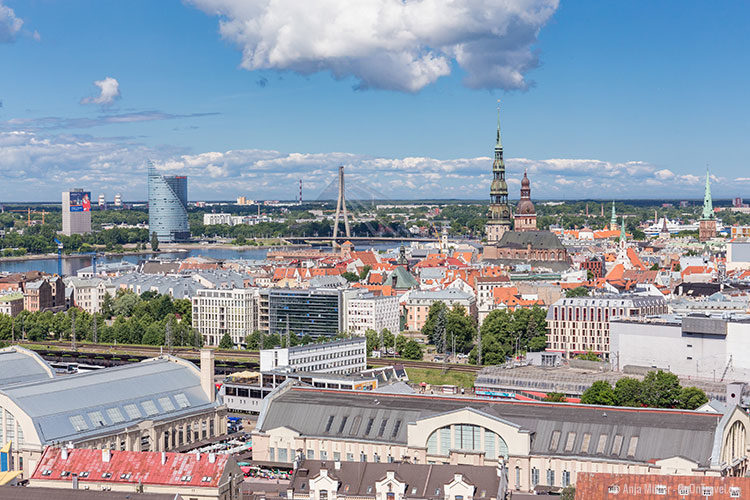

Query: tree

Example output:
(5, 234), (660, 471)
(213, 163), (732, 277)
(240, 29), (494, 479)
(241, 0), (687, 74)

(650, 263), (660, 271)
(566, 286), (589, 297)
(113, 291), (140, 317)
(150, 231), (159, 251)
(421, 301), (448, 348)
(100, 292), (114, 319)
(445, 305), (477, 354)
(581, 380), (616, 406)
(543, 392), (567, 402)
(614, 377), (643, 407)
(300, 334), (313, 345)
(401, 339), (423, 360)
(576, 351), (600, 362)
(245, 330), (261, 350)
(395, 334), (408, 355)
(364, 329), (379, 355)
(678, 386), (708, 410)
(341, 271), (360, 282)
(219, 332), (234, 349)
(561, 486), (576, 500)
(358, 265), (372, 281)
(641, 370), (681, 408)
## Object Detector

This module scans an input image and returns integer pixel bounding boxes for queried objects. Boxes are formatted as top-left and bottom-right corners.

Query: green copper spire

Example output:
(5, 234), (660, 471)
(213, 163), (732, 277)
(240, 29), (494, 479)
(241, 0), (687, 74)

(610, 201), (617, 229)
(702, 169), (714, 219)
(619, 215), (626, 242)
(495, 105), (502, 150)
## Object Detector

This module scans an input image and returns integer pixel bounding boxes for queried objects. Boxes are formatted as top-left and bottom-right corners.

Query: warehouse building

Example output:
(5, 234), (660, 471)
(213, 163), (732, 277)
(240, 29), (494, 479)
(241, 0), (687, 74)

(0, 347), (226, 479)
(252, 385), (750, 494)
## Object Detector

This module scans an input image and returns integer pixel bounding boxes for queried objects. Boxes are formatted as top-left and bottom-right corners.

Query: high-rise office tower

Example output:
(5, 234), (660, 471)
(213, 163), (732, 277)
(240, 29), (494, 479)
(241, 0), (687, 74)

(147, 162), (189, 242)
(62, 189), (92, 236)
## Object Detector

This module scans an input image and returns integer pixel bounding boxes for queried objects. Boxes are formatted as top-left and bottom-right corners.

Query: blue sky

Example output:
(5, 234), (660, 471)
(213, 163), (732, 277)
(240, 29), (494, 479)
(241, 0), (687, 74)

(0, 0), (748, 201)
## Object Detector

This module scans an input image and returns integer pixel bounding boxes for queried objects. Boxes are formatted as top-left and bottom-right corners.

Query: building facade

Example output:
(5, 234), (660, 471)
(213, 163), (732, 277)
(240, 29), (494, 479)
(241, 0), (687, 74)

(192, 288), (259, 347)
(23, 277), (65, 313)
(0, 292), (24, 317)
(259, 337), (367, 375)
(404, 289), (476, 331)
(65, 278), (116, 314)
(546, 295), (669, 358)
(148, 163), (189, 243)
(346, 294), (400, 337)
(253, 386), (750, 494)
(262, 288), (346, 339)
(61, 189), (92, 236)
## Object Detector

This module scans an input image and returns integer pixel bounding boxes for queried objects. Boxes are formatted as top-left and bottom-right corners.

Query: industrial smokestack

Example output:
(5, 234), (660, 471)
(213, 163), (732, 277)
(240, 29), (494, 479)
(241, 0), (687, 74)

(200, 349), (215, 403)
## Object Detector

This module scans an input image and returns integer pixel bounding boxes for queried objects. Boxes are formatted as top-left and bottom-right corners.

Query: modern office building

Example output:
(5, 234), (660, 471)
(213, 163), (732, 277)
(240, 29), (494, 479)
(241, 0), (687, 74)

(346, 293), (400, 336)
(259, 337), (367, 374)
(147, 163), (189, 242)
(545, 295), (668, 359)
(253, 385), (750, 493)
(191, 288), (259, 347)
(261, 288), (348, 339)
(61, 189), (92, 236)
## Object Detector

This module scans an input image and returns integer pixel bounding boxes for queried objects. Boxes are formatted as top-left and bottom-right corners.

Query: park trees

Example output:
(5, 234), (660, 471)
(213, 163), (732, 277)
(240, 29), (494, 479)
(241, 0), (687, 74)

(471, 306), (548, 365)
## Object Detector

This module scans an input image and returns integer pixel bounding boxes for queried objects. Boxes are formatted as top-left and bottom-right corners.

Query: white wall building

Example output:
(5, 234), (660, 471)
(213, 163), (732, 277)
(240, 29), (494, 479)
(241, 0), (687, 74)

(65, 277), (117, 314)
(61, 189), (92, 236)
(610, 314), (750, 380)
(727, 240), (750, 271)
(203, 213), (272, 226)
(191, 288), (259, 347)
(346, 293), (400, 336)
(259, 337), (367, 375)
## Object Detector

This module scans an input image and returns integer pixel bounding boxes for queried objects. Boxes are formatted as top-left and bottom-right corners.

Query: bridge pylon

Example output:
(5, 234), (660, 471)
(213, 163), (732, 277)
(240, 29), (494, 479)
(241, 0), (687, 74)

(332, 165), (351, 246)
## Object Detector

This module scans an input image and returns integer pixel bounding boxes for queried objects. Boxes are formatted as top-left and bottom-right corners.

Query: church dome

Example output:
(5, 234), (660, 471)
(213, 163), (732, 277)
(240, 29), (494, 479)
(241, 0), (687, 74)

(517, 199), (536, 215)
(521, 173), (530, 188)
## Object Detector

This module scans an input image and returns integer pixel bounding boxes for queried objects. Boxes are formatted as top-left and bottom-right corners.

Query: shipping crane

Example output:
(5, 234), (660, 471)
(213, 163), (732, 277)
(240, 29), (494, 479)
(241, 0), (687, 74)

(75, 251), (100, 276)
(53, 238), (63, 276)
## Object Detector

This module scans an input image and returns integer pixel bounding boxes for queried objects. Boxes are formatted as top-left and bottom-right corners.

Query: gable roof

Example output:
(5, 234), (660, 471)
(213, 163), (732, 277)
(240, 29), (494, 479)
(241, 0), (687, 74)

(496, 230), (565, 250)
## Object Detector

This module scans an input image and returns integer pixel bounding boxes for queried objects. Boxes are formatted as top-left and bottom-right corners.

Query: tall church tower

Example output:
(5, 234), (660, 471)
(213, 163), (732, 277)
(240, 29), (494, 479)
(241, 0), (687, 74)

(514, 170), (537, 231)
(699, 169), (717, 242)
(486, 106), (511, 242)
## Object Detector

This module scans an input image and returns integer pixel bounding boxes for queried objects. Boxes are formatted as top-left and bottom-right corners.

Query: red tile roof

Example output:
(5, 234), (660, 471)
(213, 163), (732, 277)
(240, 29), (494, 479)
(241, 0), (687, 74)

(575, 472), (750, 499)
(31, 447), (230, 489)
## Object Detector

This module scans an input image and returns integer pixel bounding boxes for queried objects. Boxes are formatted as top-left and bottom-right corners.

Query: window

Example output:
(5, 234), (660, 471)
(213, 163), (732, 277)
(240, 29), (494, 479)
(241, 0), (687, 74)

(87, 411), (106, 427)
(338, 416), (348, 434)
(325, 415), (335, 433)
(107, 408), (125, 424)
(485, 429), (496, 458)
(360, 452), (366, 462)
(515, 467), (520, 489)
(123, 404), (141, 420)
(627, 436), (639, 457)
(378, 419), (388, 437)
(440, 427), (450, 455)
(141, 400), (159, 416)
(531, 468), (539, 486)
(391, 420), (402, 438)
(320, 491), (328, 500)
(365, 418), (375, 435)
(269, 448), (275, 461)
(333, 452), (341, 461)
(307, 449), (315, 460)
(562, 471), (570, 487)
(427, 431), (438, 455)
(611, 435), (623, 455)
(596, 434), (607, 454)
(320, 451), (328, 460)
(174, 393), (191, 408)
(565, 432), (576, 452)
(278, 448), (288, 462)
(349, 415), (362, 435)
(69, 415), (88, 431)
(158, 397), (176, 412)
(549, 430), (561, 451)
(546, 469), (555, 486)
(346, 453), (354, 461)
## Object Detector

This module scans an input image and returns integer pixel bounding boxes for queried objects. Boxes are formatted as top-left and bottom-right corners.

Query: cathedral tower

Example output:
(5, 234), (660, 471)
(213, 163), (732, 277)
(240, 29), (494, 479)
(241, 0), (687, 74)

(486, 105), (511, 241)
(699, 169), (717, 242)
(514, 170), (537, 231)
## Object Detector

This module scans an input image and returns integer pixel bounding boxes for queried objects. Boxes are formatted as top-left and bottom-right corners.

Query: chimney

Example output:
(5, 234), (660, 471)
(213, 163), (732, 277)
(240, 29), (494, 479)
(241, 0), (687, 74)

(334, 460), (341, 471)
(161, 451), (167, 465)
(196, 452), (201, 461)
(454, 473), (462, 482)
(208, 453), (216, 464)
(287, 488), (294, 499)
(72, 474), (79, 490)
(61, 447), (69, 460)
(391, 274), (397, 289)
(200, 349), (215, 403)
(102, 449), (111, 463)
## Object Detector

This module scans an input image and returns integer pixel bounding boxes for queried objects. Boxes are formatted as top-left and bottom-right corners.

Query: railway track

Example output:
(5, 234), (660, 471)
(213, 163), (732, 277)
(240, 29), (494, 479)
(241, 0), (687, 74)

(17, 341), (480, 373)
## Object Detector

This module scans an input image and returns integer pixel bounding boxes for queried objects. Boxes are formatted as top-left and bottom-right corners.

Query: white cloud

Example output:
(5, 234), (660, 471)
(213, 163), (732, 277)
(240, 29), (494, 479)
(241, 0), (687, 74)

(188, 0), (559, 92)
(0, 0), (23, 43)
(80, 77), (122, 106)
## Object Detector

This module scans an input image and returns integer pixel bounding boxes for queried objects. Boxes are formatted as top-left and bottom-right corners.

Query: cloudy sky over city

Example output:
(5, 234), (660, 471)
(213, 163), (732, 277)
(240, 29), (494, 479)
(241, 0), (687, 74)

(0, 0), (748, 201)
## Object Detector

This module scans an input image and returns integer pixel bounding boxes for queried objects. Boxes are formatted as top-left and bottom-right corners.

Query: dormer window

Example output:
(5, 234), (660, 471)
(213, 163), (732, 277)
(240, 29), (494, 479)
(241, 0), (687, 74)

(320, 491), (328, 500)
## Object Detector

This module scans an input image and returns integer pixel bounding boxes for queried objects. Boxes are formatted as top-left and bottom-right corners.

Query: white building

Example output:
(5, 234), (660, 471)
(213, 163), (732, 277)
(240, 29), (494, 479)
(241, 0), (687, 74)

(61, 189), (92, 236)
(259, 337), (367, 375)
(727, 240), (750, 271)
(65, 277), (117, 314)
(203, 213), (272, 226)
(546, 295), (669, 359)
(346, 293), (400, 336)
(610, 314), (750, 380)
(191, 288), (259, 347)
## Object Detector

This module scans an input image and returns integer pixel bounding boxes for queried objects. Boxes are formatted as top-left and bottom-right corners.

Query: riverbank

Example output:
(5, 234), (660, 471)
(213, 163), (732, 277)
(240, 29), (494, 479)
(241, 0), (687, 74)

(0, 249), (168, 263)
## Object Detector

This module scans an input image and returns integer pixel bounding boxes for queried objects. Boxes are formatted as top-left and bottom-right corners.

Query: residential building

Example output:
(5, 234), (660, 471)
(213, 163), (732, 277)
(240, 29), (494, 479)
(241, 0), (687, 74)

(610, 314), (750, 379)
(346, 293), (400, 336)
(253, 385), (750, 494)
(286, 460), (506, 500)
(0, 292), (24, 317)
(28, 447), (243, 500)
(192, 288), (259, 347)
(727, 240), (750, 271)
(148, 163), (189, 243)
(0, 346), (225, 478)
(23, 277), (65, 313)
(404, 289), (476, 331)
(731, 226), (750, 238)
(62, 189), (92, 236)
(546, 295), (668, 359)
(259, 337), (366, 374)
(65, 278), (116, 314)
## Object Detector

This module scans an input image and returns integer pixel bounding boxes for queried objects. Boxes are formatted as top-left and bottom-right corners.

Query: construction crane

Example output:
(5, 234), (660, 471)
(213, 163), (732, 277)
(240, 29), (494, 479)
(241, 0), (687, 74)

(53, 238), (63, 276)
(5, 208), (48, 226)
(75, 251), (100, 276)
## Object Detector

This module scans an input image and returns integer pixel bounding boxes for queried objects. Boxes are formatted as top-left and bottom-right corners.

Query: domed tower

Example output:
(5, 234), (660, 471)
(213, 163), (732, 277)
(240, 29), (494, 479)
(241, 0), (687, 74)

(486, 105), (512, 242)
(514, 170), (537, 231)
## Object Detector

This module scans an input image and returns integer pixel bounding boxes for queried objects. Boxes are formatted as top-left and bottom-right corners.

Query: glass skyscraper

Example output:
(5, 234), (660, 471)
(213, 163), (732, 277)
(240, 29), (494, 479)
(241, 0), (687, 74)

(147, 163), (189, 242)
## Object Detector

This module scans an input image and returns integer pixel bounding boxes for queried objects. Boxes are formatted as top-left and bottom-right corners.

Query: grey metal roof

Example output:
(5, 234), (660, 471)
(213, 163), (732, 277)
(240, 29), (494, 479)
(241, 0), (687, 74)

(0, 347), (55, 388)
(496, 230), (565, 250)
(407, 289), (473, 301)
(1, 356), (220, 445)
(259, 387), (723, 467)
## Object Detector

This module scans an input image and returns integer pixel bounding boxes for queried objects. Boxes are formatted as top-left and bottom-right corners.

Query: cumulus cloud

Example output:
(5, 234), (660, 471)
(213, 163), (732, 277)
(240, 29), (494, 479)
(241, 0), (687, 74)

(0, 129), (727, 201)
(188, 0), (558, 92)
(0, 1), (23, 43)
(80, 77), (121, 107)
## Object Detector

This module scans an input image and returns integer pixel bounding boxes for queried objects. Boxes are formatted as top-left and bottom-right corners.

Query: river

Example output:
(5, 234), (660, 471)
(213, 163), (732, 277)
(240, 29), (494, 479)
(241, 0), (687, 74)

(0, 243), (405, 276)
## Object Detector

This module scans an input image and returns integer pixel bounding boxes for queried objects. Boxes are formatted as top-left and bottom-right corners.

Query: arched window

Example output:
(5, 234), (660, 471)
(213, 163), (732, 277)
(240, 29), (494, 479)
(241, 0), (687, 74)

(426, 424), (508, 459)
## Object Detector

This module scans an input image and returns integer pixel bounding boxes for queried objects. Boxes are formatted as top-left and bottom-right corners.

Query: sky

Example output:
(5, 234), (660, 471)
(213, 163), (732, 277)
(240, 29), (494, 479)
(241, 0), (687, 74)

(0, 0), (748, 202)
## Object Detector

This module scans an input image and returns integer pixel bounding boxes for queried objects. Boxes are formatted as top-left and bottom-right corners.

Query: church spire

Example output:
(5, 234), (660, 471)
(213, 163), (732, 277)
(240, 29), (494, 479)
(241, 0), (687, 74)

(702, 169), (714, 219)
(487, 102), (511, 242)
(610, 201), (617, 229)
(496, 106), (502, 150)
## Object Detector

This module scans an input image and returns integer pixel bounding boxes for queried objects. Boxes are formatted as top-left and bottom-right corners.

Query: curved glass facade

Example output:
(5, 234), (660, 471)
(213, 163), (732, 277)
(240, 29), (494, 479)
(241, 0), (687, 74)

(148, 164), (189, 242)
(426, 423), (508, 459)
